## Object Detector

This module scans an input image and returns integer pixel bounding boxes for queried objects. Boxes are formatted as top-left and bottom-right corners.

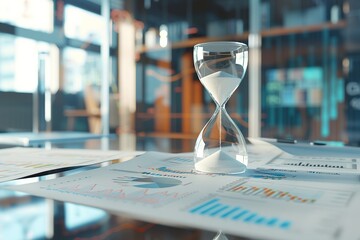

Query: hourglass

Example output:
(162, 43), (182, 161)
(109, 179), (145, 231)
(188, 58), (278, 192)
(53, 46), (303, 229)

(193, 41), (248, 174)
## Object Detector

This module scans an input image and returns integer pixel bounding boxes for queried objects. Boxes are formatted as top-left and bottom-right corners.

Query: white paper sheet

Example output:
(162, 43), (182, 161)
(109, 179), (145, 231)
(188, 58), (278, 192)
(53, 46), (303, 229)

(8, 150), (360, 240)
(0, 147), (144, 182)
(246, 138), (360, 178)
(260, 151), (360, 175)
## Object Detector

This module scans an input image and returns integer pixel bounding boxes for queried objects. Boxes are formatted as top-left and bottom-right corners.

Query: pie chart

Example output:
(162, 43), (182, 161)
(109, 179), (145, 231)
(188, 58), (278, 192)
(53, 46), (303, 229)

(131, 177), (182, 188)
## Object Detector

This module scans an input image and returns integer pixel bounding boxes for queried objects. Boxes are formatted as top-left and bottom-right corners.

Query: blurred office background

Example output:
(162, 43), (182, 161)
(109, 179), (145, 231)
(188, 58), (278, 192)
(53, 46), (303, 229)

(0, 0), (360, 146)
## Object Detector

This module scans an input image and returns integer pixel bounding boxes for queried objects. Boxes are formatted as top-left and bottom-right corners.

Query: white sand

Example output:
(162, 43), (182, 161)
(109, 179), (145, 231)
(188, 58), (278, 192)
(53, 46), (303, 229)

(200, 71), (241, 105)
(195, 149), (246, 174)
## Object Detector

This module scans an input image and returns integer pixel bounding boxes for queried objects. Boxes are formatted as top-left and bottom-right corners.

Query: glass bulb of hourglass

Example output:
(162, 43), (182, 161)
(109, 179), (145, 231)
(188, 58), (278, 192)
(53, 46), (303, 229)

(193, 41), (248, 174)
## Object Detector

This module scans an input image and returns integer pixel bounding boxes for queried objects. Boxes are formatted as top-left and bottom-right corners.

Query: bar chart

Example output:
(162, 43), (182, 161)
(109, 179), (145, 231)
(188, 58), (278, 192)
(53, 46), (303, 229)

(188, 198), (292, 230)
(266, 154), (359, 171)
(148, 166), (194, 175)
(219, 179), (353, 207)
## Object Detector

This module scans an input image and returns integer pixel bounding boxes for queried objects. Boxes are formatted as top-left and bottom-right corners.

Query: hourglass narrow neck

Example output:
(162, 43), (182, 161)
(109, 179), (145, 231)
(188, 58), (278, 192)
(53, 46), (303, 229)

(215, 100), (229, 109)
(212, 103), (229, 120)
(213, 97), (230, 109)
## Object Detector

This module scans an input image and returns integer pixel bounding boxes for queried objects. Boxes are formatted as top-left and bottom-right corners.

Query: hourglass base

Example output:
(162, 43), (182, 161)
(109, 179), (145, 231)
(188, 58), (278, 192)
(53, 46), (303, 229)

(194, 149), (248, 174)
(213, 231), (229, 240)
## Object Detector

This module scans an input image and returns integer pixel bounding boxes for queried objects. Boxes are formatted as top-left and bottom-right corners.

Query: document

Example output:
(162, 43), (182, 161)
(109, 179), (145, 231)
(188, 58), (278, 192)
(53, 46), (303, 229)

(8, 150), (360, 240)
(260, 151), (360, 174)
(0, 147), (144, 182)
(255, 142), (360, 179)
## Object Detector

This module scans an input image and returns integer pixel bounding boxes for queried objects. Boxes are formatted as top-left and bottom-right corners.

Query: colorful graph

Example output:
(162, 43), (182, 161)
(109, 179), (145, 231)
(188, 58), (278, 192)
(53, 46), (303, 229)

(188, 198), (292, 230)
(113, 176), (182, 188)
(148, 166), (195, 175)
(220, 179), (353, 207)
(46, 181), (190, 207)
(243, 169), (288, 180)
(110, 168), (186, 179)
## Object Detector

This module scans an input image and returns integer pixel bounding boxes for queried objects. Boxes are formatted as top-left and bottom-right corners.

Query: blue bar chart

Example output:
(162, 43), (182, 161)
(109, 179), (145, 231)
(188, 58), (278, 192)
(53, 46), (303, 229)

(188, 198), (292, 230)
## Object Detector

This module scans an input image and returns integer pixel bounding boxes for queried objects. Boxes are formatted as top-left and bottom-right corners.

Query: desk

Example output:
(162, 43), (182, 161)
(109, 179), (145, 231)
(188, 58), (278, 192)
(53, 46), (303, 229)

(0, 135), (359, 240)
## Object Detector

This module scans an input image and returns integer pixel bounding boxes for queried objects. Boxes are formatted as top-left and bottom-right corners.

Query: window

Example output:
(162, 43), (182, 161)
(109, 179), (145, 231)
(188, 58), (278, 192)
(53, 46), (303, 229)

(0, 34), (57, 93)
(64, 4), (103, 45)
(0, 0), (53, 32)
(62, 47), (99, 93)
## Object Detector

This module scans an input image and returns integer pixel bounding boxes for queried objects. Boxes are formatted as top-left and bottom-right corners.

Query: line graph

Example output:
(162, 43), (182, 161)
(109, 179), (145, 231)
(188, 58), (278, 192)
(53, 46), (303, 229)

(42, 176), (193, 207)
(45, 183), (192, 207)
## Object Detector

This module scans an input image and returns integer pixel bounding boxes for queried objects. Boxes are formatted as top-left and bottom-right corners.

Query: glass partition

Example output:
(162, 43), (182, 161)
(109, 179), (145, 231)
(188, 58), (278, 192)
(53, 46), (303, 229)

(0, 1), (118, 134)
(259, 0), (352, 144)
